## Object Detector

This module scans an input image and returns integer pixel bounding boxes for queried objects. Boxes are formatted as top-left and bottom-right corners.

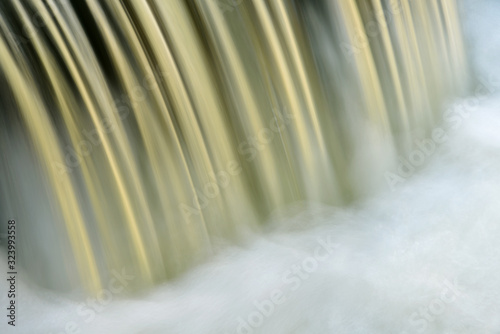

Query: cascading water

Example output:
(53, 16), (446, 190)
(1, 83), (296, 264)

(0, 0), (468, 292)
(2, 0), (498, 333)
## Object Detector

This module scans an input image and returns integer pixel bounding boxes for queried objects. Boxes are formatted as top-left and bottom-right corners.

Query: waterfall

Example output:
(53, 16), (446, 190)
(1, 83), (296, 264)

(0, 0), (469, 294)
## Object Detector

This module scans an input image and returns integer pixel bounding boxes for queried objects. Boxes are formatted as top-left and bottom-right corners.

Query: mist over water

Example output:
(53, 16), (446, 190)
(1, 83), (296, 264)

(1, 0), (500, 333)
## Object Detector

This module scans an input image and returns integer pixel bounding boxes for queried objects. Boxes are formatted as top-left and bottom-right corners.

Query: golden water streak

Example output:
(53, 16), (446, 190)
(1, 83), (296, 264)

(0, 0), (469, 292)
(0, 26), (101, 293)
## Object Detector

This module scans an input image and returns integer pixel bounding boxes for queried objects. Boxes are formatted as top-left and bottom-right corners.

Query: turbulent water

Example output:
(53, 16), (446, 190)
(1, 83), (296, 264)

(1, 0), (500, 333)
(0, 0), (470, 294)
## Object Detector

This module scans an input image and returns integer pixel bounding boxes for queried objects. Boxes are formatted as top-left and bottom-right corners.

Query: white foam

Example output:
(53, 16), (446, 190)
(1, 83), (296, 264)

(2, 0), (500, 333)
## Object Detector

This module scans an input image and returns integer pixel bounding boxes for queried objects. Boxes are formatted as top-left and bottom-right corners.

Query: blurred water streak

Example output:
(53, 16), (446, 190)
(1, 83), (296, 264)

(0, 0), (469, 292)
